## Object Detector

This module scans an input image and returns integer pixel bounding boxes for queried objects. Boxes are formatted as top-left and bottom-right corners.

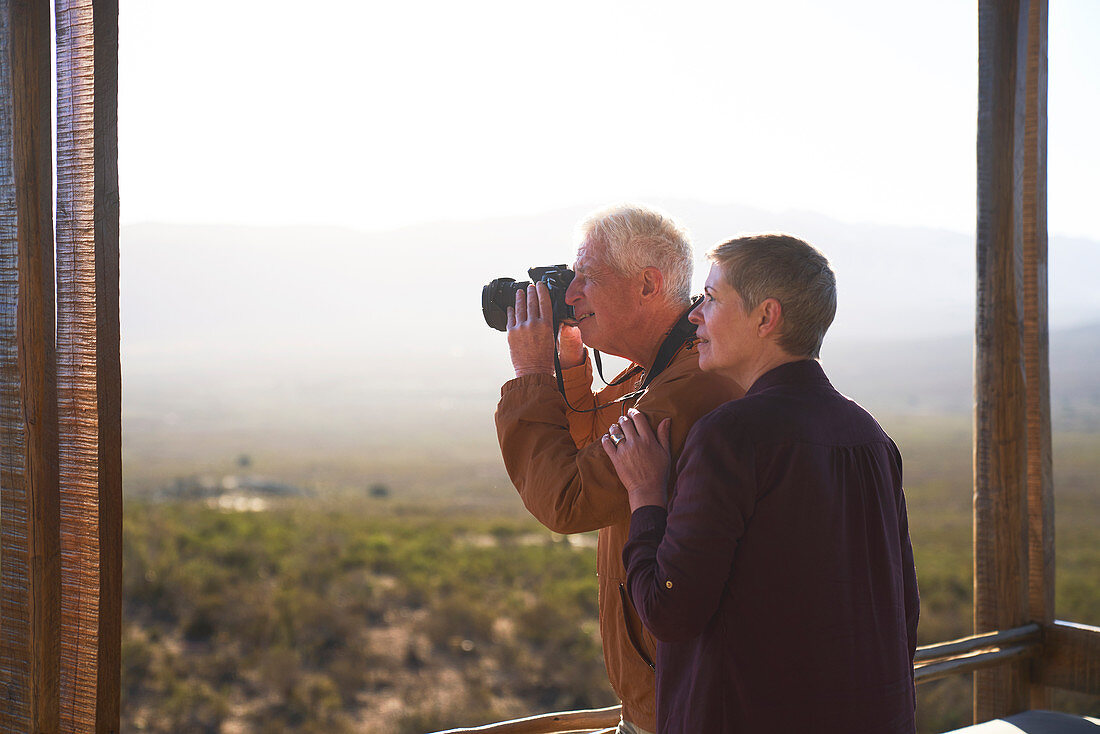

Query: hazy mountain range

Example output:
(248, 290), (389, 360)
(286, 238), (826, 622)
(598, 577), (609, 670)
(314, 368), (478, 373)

(121, 200), (1100, 445)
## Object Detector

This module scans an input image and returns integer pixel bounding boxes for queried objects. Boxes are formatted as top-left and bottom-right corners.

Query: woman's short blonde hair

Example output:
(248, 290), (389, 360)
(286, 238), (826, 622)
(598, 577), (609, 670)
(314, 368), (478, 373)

(708, 234), (837, 359)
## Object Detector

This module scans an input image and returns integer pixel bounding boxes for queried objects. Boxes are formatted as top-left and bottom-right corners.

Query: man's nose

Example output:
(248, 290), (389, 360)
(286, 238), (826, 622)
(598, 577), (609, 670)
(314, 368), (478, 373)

(565, 277), (581, 305)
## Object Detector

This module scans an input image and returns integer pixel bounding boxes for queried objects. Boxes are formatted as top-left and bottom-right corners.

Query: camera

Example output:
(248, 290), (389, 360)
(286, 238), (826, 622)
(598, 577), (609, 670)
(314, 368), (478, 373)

(482, 265), (575, 331)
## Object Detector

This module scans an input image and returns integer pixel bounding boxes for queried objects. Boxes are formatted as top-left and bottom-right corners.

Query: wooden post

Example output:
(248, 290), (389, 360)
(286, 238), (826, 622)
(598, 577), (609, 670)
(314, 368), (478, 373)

(1038, 621), (1100, 695)
(974, 0), (1050, 722)
(93, 4), (122, 728)
(0, 0), (62, 729)
(55, 0), (122, 730)
(1020, 0), (1053, 713)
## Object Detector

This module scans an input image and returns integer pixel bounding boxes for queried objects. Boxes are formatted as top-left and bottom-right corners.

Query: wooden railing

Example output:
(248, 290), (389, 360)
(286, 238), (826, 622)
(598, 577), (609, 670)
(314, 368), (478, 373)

(913, 623), (1041, 684)
(432, 705), (621, 734)
(431, 620), (1100, 734)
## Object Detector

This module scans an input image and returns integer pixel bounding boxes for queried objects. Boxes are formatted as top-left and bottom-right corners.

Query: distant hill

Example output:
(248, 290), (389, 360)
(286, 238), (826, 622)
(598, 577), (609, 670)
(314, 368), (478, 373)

(121, 200), (1100, 368)
(120, 203), (1100, 452)
(825, 322), (1100, 430)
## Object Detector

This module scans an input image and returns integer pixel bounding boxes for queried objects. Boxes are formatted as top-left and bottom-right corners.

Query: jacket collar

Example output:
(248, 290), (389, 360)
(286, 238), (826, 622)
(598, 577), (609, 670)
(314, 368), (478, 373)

(745, 359), (829, 397)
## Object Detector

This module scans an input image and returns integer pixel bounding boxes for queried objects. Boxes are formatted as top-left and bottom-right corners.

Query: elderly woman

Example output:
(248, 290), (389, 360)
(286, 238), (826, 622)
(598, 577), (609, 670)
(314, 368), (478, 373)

(602, 234), (919, 734)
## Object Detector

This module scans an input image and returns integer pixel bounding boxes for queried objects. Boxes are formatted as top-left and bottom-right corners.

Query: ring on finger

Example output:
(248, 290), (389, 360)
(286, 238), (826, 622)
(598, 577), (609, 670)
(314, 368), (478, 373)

(609, 432), (625, 446)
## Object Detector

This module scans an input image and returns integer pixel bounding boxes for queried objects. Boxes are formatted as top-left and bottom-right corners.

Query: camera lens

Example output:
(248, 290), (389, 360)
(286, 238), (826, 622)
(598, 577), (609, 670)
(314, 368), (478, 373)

(482, 277), (518, 331)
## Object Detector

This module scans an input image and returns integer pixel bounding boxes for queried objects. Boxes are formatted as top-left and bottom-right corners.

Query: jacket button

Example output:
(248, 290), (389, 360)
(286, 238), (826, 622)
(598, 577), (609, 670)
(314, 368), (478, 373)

(665, 580), (673, 589)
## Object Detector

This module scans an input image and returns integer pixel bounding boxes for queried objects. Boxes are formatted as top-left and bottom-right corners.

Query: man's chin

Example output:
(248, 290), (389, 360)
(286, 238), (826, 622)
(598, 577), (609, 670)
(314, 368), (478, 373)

(577, 322), (604, 352)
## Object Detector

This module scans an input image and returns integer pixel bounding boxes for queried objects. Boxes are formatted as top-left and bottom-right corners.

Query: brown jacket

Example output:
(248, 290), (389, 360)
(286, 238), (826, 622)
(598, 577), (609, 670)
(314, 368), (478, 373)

(495, 340), (740, 731)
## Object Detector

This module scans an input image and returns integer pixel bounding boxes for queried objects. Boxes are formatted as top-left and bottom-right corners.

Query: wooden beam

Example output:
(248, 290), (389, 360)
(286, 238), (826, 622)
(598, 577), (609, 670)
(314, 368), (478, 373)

(56, 0), (99, 726)
(916, 644), (1039, 686)
(914, 624), (1040, 663)
(1020, 0), (1053, 712)
(55, 0), (121, 730)
(431, 705), (623, 734)
(0, 0), (61, 729)
(1037, 621), (1100, 696)
(974, 0), (1033, 722)
(92, 3), (122, 728)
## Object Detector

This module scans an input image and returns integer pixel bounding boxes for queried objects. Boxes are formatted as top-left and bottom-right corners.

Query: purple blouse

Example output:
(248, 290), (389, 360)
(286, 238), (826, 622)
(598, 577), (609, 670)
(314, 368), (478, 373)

(624, 360), (918, 733)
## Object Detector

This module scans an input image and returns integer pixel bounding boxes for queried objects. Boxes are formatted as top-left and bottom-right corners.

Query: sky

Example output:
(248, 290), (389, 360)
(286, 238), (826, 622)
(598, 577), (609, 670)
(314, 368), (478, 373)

(118, 0), (1099, 240)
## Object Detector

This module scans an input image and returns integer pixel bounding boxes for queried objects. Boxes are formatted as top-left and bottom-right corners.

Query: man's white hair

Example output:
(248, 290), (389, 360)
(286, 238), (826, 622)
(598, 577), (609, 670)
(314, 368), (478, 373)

(577, 203), (693, 305)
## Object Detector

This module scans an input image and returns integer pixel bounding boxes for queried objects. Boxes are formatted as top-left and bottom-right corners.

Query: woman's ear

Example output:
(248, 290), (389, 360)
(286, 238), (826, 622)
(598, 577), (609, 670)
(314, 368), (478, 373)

(757, 297), (783, 337)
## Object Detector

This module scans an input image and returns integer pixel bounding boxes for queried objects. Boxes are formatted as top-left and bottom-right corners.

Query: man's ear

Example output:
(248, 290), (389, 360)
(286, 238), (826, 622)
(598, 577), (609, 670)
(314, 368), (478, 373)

(639, 266), (663, 300)
(757, 297), (783, 337)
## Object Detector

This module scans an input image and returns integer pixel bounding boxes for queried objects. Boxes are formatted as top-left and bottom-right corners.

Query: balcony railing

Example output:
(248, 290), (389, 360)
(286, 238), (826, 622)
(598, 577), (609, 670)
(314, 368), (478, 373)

(432, 620), (1100, 734)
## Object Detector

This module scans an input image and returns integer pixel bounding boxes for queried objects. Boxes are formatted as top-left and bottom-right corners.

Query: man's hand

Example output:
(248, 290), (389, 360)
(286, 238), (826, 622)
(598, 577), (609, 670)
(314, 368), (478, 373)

(507, 282), (556, 377)
(602, 409), (672, 512)
(557, 323), (585, 370)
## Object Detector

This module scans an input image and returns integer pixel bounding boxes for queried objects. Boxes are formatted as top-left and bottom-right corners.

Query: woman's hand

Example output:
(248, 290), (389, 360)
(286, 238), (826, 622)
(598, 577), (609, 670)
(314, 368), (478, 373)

(602, 409), (672, 512)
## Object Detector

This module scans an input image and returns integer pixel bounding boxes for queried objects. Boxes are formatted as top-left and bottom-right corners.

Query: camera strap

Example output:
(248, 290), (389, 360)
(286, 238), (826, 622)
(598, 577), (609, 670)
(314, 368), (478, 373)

(592, 350), (635, 388)
(554, 295), (702, 413)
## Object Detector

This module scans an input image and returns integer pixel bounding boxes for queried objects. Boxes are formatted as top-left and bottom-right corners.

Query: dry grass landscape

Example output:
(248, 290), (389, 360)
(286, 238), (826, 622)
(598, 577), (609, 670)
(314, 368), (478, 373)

(119, 410), (1100, 733)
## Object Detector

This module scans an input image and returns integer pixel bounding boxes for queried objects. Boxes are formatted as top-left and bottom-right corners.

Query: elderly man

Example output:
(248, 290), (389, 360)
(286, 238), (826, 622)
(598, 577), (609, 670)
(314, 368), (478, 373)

(496, 204), (739, 734)
(604, 234), (919, 733)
